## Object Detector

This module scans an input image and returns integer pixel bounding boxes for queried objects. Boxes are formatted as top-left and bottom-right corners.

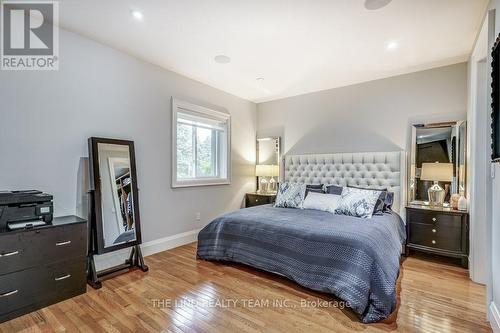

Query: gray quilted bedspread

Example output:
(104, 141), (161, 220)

(196, 205), (406, 323)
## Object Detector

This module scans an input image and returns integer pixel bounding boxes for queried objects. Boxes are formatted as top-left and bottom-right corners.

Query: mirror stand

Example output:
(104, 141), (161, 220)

(87, 190), (148, 289)
(87, 245), (148, 290)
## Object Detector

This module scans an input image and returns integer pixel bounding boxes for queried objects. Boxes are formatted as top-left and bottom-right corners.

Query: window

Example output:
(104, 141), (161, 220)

(172, 98), (231, 187)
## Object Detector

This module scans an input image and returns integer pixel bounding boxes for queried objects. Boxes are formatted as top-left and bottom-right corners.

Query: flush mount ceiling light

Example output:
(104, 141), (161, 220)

(256, 77), (264, 81)
(386, 40), (399, 51)
(364, 0), (392, 10)
(214, 55), (231, 64)
(130, 10), (143, 21)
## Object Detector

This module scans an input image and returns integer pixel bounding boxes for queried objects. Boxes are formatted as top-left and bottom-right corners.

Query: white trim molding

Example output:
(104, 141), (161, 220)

(491, 302), (500, 332)
(94, 228), (200, 271)
(141, 228), (201, 256)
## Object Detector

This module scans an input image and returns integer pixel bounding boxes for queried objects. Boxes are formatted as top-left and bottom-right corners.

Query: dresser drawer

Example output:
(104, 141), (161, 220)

(407, 209), (462, 226)
(0, 233), (26, 276)
(42, 259), (87, 297)
(0, 259), (86, 317)
(0, 267), (41, 314)
(246, 194), (275, 207)
(44, 223), (87, 261)
(0, 222), (86, 275)
(409, 221), (462, 252)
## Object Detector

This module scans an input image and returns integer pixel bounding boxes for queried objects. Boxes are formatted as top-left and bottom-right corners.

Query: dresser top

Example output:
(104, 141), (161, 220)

(406, 204), (468, 215)
(52, 215), (87, 226)
(2, 215), (86, 235)
(247, 191), (277, 196)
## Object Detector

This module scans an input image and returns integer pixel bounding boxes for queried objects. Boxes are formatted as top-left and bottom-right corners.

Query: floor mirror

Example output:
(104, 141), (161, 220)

(87, 137), (148, 289)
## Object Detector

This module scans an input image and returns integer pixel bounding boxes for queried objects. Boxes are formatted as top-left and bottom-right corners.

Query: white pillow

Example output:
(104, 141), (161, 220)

(302, 192), (341, 213)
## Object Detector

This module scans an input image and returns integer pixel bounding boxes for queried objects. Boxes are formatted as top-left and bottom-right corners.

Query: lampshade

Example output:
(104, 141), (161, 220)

(255, 164), (279, 177)
(420, 162), (453, 182)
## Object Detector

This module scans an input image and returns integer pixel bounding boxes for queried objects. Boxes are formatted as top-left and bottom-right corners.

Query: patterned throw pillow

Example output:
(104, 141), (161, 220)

(274, 183), (307, 209)
(335, 187), (382, 218)
(349, 186), (387, 215)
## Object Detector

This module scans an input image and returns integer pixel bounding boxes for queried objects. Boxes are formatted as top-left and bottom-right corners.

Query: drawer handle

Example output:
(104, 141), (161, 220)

(56, 240), (72, 246)
(255, 199), (259, 202)
(432, 240), (436, 244)
(0, 290), (18, 298)
(55, 274), (71, 281)
(432, 217), (437, 222)
(432, 229), (437, 233)
(0, 251), (19, 258)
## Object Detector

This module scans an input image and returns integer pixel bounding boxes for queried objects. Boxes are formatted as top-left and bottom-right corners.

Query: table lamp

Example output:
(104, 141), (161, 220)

(420, 162), (453, 206)
(256, 164), (279, 193)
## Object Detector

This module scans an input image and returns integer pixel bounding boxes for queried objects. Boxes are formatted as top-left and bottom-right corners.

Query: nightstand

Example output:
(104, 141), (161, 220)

(245, 192), (276, 207)
(405, 205), (469, 268)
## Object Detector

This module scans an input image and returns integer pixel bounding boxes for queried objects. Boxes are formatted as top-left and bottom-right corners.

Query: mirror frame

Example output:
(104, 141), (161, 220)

(88, 137), (143, 254)
(256, 137), (281, 165)
(407, 121), (467, 206)
(256, 137), (281, 191)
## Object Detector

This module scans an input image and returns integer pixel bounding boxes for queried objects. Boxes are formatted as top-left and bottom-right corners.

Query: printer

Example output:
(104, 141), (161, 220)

(0, 190), (53, 232)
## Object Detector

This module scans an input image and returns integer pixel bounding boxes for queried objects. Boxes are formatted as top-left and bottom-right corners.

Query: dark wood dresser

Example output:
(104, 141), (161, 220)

(405, 205), (469, 268)
(0, 216), (87, 323)
(245, 192), (276, 207)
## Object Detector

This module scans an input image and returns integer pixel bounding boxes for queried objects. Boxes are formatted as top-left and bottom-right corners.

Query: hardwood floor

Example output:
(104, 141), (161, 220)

(0, 243), (491, 333)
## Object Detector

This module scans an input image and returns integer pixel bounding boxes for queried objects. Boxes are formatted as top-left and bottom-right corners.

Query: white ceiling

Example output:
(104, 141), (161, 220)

(58, 0), (488, 103)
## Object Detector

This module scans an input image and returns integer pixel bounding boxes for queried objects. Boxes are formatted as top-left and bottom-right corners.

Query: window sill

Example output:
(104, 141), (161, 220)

(172, 178), (231, 188)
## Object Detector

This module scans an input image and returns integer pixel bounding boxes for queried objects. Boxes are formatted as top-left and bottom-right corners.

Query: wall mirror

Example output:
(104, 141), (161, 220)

(408, 121), (466, 206)
(256, 137), (281, 193)
(88, 137), (142, 254)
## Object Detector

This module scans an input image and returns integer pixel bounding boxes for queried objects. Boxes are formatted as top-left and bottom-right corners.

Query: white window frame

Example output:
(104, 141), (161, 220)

(172, 98), (231, 188)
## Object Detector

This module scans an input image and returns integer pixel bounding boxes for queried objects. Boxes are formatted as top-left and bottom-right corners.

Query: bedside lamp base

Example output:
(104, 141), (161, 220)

(428, 181), (445, 206)
(258, 177), (269, 193)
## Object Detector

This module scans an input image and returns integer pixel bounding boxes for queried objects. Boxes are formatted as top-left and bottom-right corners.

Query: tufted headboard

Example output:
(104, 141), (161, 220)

(284, 151), (404, 213)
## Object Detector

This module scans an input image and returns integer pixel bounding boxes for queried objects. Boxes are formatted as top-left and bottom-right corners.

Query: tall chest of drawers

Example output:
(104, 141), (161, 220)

(405, 206), (469, 268)
(0, 216), (87, 323)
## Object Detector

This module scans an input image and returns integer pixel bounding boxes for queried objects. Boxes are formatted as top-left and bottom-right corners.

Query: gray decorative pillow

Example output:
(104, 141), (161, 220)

(274, 182), (307, 209)
(384, 191), (394, 211)
(335, 187), (382, 218)
(325, 184), (343, 195)
(305, 184), (324, 197)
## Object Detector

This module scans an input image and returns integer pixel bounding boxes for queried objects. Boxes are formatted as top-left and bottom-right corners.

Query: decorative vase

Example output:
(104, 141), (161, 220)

(458, 195), (467, 211)
(450, 193), (460, 209)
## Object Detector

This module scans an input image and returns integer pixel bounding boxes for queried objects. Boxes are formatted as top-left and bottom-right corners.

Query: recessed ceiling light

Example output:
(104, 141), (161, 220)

(130, 10), (143, 21)
(386, 40), (399, 51)
(214, 55), (231, 64)
(256, 77), (264, 81)
(364, 0), (392, 10)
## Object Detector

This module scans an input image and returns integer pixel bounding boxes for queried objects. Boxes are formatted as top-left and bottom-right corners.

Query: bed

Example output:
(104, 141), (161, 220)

(197, 151), (406, 323)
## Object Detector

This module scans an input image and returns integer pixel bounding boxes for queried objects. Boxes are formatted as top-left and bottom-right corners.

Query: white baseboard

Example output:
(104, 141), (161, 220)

(94, 228), (200, 271)
(490, 302), (500, 332)
(141, 228), (201, 256)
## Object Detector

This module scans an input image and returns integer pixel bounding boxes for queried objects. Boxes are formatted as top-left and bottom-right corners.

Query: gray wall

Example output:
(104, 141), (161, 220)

(486, 0), (500, 323)
(257, 63), (467, 156)
(0, 29), (257, 244)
